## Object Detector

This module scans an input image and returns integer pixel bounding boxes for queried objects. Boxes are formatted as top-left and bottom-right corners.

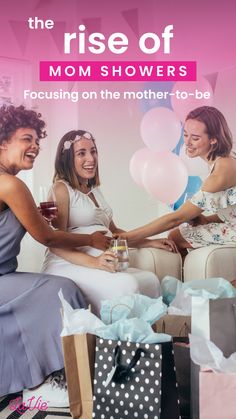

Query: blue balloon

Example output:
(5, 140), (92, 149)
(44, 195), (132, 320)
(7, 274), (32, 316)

(172, 128), (184, 155)
(140, 81), (174, 113)
(173, 176), (202, 210)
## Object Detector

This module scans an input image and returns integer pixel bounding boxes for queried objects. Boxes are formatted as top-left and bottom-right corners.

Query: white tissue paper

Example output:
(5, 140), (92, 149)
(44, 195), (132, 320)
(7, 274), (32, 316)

(59, 290), (171, 343)
(167, 277), (236, 316)
(59, 289), (105, 336)
(100, 294), (167, 325)
(189, 333), (236, 373)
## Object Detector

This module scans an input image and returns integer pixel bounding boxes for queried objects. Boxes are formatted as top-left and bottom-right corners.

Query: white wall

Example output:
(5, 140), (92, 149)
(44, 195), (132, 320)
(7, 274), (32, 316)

(18, 80), (168, 272)
(9, 68), (236, 273)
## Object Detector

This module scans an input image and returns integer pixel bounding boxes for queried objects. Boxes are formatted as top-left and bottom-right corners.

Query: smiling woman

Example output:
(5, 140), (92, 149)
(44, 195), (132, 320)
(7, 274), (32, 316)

(41, 129), (177, 314)
(0, 105), (117, 406)
(121, 106), (236, 257)
(0, 127), (40, 173)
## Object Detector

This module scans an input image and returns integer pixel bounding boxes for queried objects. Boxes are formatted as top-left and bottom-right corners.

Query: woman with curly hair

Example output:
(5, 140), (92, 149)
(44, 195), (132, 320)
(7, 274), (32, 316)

(0, 105), (110, 406)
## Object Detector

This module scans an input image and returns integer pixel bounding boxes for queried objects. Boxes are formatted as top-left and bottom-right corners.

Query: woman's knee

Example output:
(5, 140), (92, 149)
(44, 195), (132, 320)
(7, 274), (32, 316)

(116, 274), (139, 295)
(44, 274), (87, 308)
(168, 228), (191, 250)
(168, 228), (180, 242)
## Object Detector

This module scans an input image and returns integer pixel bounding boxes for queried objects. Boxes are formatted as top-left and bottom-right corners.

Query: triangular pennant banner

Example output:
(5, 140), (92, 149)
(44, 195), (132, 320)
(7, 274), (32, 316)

(49, 21), (67, 54)
(82, 17), (102, 35)
(33, 0), (53, 11)
(121, 8), (139, 39)
(68, 80), (77, 93)
(9, 21), (30, 55)
(204, 72), (219, 93)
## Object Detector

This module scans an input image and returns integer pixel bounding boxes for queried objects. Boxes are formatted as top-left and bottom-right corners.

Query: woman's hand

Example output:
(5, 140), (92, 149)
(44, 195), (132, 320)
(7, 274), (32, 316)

(90, 231), (111, 250)
(148, 238), (179, 253)
(113, 232), (178, 253)
(94, 250), (118, 272)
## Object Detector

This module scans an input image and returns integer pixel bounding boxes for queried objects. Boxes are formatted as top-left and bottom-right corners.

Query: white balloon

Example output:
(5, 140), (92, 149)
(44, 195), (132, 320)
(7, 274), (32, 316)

(140, 107), (182, 152)
(129, 147), (153, 187)
(143, 151), (188, 204)
(179, 145), (209, 177)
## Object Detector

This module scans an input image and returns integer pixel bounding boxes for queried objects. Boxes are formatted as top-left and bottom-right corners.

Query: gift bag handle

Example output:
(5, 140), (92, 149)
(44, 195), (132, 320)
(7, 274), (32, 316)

(112, 345), (147, 384)
(109, 303), (132, 323)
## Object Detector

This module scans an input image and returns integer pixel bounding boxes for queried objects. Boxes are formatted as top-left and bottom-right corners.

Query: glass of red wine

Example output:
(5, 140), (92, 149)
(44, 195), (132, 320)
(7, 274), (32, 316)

(39, 186), (58, 227)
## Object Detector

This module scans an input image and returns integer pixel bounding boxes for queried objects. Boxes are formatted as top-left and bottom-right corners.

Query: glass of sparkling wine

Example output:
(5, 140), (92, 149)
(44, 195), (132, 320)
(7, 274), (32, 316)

(110, 239), (129, 271)
(39, 186), (58, 227)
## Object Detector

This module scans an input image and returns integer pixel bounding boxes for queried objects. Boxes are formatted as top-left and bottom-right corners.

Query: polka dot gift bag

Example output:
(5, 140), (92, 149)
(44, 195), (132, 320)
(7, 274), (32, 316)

(92, 338), (180, 419)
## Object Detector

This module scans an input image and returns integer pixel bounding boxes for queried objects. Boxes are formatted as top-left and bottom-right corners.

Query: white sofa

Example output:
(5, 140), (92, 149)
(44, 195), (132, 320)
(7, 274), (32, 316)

(129, 245), (236, 284)
(183, 244), (236, 282)
(129, 247), (182, 281)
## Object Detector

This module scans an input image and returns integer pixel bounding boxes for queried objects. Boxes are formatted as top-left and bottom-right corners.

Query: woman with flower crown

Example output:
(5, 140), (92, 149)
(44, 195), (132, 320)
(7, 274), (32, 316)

(41, 130), (177, 314)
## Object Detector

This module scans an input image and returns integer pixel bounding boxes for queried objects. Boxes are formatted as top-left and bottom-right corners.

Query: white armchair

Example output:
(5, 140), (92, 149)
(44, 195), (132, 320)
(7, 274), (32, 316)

(183, 245), (236, 281)
(129, 247), (182, 281)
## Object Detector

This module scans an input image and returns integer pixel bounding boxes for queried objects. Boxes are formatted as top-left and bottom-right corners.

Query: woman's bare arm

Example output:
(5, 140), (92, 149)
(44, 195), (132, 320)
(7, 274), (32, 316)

(0, 175), (109, 249)
(122, 200), (203, 242)
(50, 247), (117, 272)
(202, 157), (236, 192)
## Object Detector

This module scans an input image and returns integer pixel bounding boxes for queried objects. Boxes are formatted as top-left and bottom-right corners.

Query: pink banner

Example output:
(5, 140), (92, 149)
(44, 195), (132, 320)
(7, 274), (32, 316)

(40, 61), (196, 81)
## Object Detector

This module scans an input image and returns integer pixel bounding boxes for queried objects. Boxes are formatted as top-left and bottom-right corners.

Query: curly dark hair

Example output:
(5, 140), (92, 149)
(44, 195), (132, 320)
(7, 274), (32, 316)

(0, 105), (47, 144)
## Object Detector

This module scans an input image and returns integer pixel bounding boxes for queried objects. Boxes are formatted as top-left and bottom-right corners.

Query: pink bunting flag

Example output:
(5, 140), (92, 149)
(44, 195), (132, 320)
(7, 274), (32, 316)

(82, 17), (102, 35)
(121, 8), (139, 39)
(33, 0), (53, 11)
(204, 72), (219, 93)
(9, 20), (30, 55)
(49, 21), (67, 54)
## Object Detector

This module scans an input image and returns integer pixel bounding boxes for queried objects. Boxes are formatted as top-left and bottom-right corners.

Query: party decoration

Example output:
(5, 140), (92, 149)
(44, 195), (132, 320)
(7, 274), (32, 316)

(34, 0), (52, 10)
(204, 72), (219, 93)
(82, 17), (102, 34)
(49, 21), (67, 54)
(174, 176), (202, 209)
(9, 21), (30, 55)
(171, 76), (214, 122)
(179, 143), (209, 177)
(140, 81), (174, 113)
(172, 130), (184, 155)
(143, 152), (188, 204)
(140, 107), (182, 152)
(121, 8), (139, 38)
(129, 147), (153, 187)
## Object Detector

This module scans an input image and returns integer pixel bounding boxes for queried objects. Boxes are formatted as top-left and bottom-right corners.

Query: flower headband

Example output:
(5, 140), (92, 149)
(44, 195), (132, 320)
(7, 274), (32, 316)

(62, 132), (93, 151)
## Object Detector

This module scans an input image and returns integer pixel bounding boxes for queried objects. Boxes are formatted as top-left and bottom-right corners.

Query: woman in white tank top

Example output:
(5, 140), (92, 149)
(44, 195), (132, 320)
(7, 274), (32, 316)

(41, 130), (177, 314)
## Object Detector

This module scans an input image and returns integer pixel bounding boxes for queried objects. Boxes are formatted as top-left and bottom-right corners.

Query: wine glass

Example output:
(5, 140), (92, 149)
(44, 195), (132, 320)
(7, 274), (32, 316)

(39, 186), (58, 227)
(110, 239), (129, 271)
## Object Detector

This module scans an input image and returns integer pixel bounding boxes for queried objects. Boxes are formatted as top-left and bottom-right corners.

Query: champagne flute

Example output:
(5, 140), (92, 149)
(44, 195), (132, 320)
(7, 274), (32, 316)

(39, 186), (58, 227)
(110, 239), (129, 271)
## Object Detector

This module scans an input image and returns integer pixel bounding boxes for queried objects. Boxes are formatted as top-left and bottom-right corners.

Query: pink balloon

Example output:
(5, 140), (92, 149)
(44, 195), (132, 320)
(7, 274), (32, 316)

(171, 77), (214, 122)
(140, 107), (182, 152)
(143, 152), (188, 204)
(129, 147), (153, 187)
